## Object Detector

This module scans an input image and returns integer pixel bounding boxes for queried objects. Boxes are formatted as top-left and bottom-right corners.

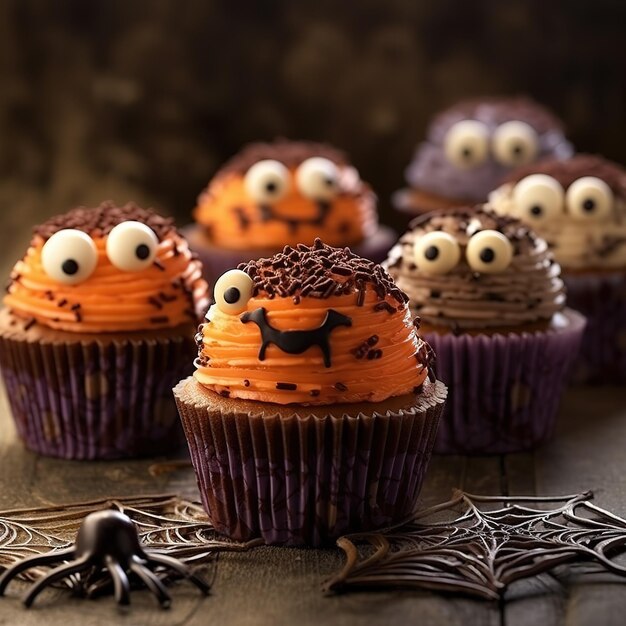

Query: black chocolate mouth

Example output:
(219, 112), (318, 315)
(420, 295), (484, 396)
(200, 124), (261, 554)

(258, 200), (332, 234)
(240, 307), (352, 367)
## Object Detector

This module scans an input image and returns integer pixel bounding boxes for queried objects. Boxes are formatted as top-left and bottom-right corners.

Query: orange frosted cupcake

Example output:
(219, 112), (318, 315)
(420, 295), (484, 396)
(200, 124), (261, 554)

(174, 239), (446, 546)
(184, 139), (396, 283)
(0, 202), (209, 459)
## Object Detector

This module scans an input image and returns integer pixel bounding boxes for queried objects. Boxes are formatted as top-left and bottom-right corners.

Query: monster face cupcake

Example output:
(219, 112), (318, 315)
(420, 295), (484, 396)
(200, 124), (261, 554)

(174, 239), (446, 546)
(184, 139), (396, 283)
(393, 97), (573, 217)
(0, 202), (209, 460)
(385, 208), (585, 454)
(488, 155), (626, 383)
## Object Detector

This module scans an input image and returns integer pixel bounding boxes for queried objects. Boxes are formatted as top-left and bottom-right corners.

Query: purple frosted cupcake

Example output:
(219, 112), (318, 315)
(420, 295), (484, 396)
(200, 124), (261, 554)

(0, 202), (209, 459)
(393, 97), (573, 218)
(489, 155), (626, 383)
(385, 207), (585, 454)
(174, 240), (446, 546)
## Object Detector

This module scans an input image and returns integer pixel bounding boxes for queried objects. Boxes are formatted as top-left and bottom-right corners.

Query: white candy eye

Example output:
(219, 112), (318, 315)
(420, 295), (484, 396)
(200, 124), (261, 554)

(566, 176), (613, 221)
(466, 230), (514, 274)
(41, 229), (98, 285)
(443, 120), (490, 168)
(106, 221), (159, 272)
(512, 174), (564, 222)
(214, 269), (254, 315)
(296, 157), (340, 201)
(492, 121), (539, 166)
(413, 231), (461, 275)
(244, 160), (290, 203)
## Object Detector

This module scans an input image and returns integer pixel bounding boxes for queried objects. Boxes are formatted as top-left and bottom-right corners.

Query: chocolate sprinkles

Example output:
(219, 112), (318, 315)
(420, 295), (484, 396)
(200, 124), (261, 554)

(276, 382), (297, 391)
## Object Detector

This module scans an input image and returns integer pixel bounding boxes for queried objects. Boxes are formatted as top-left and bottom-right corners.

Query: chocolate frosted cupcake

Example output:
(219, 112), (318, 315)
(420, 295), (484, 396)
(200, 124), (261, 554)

(0, 202), (209, 459)
(488, 155), (626, 383)
(183, 139), (396, 283)
(393, 97), (573, 217)
(385, 208), (585, 454)
(174, 239), (446, 546)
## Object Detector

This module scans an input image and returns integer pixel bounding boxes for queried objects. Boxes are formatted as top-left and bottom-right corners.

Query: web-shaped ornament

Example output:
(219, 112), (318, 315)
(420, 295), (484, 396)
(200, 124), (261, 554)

(325, 490), (626, 600)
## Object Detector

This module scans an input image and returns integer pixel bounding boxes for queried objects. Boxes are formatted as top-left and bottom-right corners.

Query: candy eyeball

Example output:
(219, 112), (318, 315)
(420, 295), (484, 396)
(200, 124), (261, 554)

(443, 120), (490, 168)
(413, 231), (461, 275)
(244, 160), (290, 203)
(106, 221), (159, 272)
(466, 230), (514, 274)
(512, 174), (564, 222)
(41, 229), (98, 285)
(214, 269), (254, 315)
(296, 157), (340, 201)
(566, 176), (613, 221)
(492, 121), (539, 167)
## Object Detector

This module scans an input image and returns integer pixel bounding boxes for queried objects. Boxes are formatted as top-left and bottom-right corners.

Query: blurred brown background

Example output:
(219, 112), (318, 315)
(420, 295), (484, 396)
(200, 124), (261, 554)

(0, 0), (624, 274)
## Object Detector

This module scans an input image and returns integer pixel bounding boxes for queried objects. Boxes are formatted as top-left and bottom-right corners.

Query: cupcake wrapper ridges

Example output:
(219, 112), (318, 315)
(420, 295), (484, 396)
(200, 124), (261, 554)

(427, 309), (586, 455)
(174, 378), (446, 546)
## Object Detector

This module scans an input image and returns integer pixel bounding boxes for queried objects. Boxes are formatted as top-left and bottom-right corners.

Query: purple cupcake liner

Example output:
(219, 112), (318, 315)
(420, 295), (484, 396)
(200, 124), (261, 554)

(426, 309), (586, 455)
(174, 378), (446, 547)
(563, 271), (626, 384)
(181, 224), (397, 286)
(0, 332), (194, 460)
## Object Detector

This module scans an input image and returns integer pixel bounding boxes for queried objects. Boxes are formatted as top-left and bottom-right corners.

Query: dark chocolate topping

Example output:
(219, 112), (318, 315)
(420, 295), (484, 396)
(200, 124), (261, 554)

(217, 139), (348, 178)
(34, 201), (178, 241)
(431, 96), (564, 134)
(238, 238), (408, 305)
(505, 153), (626, 197)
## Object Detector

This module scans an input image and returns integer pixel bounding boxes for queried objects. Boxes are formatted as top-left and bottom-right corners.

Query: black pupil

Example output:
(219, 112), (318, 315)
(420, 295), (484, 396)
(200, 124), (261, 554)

(530, 205), (543, 217)
(461, 147), (472, 159)
(583, 198), (595, 212)
(325, 177), (334, 187)
(135, 243), (150, 260)
(480, 247), (495, 263)
(424, 246), (439, 261)
(265, 181), (277, 193)
(512, 144), (523, 156)
(62, 259), (79, 275)
(223, 287), (241, 304)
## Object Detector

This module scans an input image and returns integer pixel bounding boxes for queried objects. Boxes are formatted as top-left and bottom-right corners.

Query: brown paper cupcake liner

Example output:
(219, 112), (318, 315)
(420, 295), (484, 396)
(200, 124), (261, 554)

(0, 329), (195, 460)
(174, 377), (446, 546)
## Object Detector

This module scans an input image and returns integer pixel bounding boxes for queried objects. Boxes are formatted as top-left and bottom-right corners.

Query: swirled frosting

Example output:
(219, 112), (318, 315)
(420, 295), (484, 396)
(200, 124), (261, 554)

(4, 202), (210, 332)
(405, 97), (573, 203)
(488, 155), (626, 270)
(385, 208), (565, 330)
(194, 140), (377, 250)
(194, 240), (432, 405)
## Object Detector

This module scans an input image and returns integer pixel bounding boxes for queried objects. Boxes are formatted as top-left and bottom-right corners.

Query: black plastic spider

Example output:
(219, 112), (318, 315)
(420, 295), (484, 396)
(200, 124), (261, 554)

(0, 509), (210, 608)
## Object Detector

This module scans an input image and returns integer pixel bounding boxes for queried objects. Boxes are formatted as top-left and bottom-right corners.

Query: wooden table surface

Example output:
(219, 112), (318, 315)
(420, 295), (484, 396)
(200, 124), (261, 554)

(0, 383), (625, 626)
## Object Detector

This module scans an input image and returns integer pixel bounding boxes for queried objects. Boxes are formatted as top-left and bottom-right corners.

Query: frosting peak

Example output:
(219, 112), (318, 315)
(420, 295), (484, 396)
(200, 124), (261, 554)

(385, 207), (565, 330)
(194, 241), (432, 405)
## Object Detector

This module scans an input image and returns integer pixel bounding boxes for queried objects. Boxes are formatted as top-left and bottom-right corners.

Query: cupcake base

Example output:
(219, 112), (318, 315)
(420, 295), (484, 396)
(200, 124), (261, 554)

(174, 377), (446, 547)
(181, 224), (397, 285)
(424, 309), (585, 455)
(0, 309), (194, 460)
(563, 270), (626, 384)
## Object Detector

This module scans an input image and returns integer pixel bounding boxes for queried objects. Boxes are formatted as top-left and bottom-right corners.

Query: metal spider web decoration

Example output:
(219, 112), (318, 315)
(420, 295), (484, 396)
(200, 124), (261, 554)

(325, 490), (626, 600)
(0, 493), (261, 589)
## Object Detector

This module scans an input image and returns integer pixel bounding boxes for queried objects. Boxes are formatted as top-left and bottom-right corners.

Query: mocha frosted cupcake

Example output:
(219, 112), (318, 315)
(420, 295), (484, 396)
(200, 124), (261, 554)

(174, 239), (446, 546)
(488, 155), (626, 383)
(183, 139), (396, 283)
(0, 202), (209, 460)
(385, 207), (585, 454)
(393, 97), (573, 217)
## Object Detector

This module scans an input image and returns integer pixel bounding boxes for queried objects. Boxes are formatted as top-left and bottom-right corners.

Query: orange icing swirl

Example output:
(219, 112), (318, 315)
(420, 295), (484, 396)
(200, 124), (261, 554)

(194, 141), (377, 250)
(193, 242), (431, 405)
(5, 208), (209, 333)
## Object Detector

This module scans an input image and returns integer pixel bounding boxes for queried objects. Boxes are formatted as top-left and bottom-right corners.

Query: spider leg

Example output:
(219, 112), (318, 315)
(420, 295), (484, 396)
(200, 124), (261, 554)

(0, 547), (76, 596)
(129, 556), (171, 608)
(23, 555), (90, 607)
(104, 556), (130, 606)
(145, 553), (210, 595)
